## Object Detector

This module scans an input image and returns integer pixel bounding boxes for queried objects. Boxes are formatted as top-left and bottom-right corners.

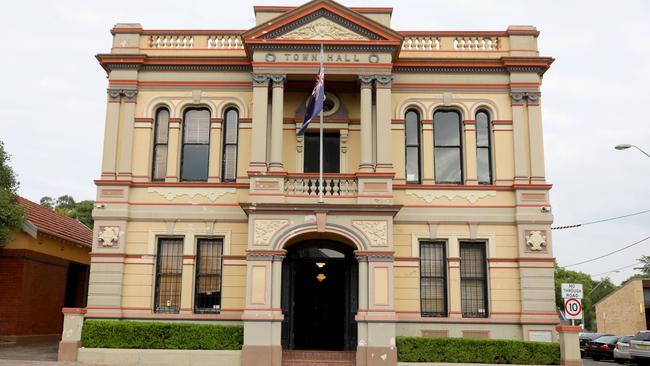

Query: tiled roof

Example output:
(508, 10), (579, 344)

(18, 197), (93, 247)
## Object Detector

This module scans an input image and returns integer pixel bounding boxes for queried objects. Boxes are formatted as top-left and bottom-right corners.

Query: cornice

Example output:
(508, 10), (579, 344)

(239, 202), (403, 216)
(96, 54), (252, 73)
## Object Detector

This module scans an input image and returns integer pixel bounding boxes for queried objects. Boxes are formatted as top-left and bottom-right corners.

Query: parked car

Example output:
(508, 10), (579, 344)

(585, 335), (620, 361)
(580, 333), (613, 358)
(614, 336), (634, 364)
(629, 330), (650, 365)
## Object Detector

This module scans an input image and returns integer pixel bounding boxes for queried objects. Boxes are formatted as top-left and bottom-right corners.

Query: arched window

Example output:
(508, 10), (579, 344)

(433, 110), (463, 184)
(221, 108), (239, 182)
(476, 110), (492, 184)
(181, 108), (210, 181)
(405, 109), (421, 184)
(151, 108), (169, 181)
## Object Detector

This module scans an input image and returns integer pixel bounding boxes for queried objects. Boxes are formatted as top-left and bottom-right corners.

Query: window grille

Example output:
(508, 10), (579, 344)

(434, 110), (463, 184)
(476, 111), (492, 184)
(152, 108), (169, 181)
(194, 238), (224, 313)
(460, 242), (488, 318)
(405, 110), (421, 184)
(222, 109), (239, 182)
(181, 108), (210, 181)
(154, 238), (184, 313)
(420, 241), (447, 317)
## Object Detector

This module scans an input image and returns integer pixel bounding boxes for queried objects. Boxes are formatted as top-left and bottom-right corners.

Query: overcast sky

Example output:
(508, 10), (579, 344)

(1, 0), (648, 284)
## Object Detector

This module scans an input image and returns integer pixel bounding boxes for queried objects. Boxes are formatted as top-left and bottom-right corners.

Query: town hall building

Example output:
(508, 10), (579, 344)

(86, 0), (556, 364)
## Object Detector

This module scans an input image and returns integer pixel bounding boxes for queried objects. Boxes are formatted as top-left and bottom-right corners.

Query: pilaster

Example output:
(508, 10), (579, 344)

(117, 90), (137, 180)
(208, 118), (223, 182)
(165, 118), (181, 182)
(526, 92), (546, 183)
(510, 91), (529, 184)
(101, 90), (121, 180)
(359, 75), (374, 172)
(250, 74), (270, 172)
(375, 75), (393, 173)
(269, 74), (287, 172)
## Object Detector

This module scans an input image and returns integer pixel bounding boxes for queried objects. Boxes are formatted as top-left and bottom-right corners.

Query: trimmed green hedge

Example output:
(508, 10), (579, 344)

(397, 336), (560, 365)
(81, 320), (243, 350)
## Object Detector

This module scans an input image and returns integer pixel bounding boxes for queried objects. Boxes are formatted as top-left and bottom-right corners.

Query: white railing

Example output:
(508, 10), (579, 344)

(149, 34), (194, 48)
(207, 34), (244, 49)
(401, 34), (502, 51)
(285, 176), (358, 197)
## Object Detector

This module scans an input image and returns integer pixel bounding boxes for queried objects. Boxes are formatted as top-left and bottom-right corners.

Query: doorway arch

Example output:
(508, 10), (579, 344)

(281, 239), (358, 350)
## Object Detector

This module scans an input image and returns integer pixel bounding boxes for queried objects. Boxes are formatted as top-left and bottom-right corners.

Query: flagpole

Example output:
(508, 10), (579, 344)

(319, 43), (324, 203)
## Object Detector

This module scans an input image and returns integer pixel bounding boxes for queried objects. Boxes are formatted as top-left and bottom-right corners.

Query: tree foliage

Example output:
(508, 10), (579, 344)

(554, 263), (616, 330)
(0, 140), (25, 244)
(39, 195), (94, 229)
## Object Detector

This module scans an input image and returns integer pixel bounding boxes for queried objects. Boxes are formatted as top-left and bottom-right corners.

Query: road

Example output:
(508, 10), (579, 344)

(584, 357), (626, 366)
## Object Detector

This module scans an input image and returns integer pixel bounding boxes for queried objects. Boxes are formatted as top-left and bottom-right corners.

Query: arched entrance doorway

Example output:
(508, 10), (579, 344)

(281, 239), (358, 350)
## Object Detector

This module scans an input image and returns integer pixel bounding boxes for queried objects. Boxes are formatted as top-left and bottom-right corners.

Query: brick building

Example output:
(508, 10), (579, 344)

(0, 198), (92, 343)
(595, 279), (650, 336)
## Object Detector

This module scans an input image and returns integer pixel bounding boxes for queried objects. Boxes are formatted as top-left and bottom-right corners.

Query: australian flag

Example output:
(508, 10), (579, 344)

(297, 67), (325, 136)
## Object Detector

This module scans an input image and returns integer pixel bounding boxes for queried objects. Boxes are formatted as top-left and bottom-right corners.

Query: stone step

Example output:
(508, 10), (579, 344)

(283, 350), (356, 366)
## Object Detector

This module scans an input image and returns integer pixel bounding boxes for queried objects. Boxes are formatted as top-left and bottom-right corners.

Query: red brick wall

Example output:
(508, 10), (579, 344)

(0, 249), (70, 336)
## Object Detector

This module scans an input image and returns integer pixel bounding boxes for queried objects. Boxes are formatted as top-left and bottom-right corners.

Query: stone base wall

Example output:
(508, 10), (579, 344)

(77, 348), (241, 366)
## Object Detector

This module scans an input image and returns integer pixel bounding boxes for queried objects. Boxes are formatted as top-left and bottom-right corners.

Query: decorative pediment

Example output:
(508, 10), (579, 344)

(243, 0), (403, 46)
(263, 9), (380, 41)
(275, 17), (368, 41)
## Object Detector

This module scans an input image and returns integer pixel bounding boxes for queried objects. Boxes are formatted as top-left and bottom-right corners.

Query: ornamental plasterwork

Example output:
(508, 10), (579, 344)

(525, 230), (547, 251)
(98, 226), (120, 247)
(276, 18), (367, 41)
(405, 190), (497, 205)
(353, 221), (388, 247)
(254, 220), (289, 246)
(147, 187), (236, 202)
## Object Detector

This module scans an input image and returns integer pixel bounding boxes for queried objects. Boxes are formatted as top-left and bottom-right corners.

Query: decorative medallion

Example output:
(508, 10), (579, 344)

(353, 221), (388, 247)
(405, 190), (497, 205)
(98, 226), (120, 247)
(276, 17), (367, 41)
(525, 230), (547, 251)
(253, 219), (289, 246)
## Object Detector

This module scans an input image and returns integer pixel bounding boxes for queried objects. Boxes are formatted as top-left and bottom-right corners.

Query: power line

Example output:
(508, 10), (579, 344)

(563, 236), (650, 268)
(551, 209), (650, 230)
(591, 262), (641, 277)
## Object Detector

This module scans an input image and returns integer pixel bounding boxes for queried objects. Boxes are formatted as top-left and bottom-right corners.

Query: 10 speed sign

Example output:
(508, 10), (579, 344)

(564, 298), (583, 320)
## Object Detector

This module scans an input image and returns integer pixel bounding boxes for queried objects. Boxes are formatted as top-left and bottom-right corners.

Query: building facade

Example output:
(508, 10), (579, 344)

(89, 0), (556, 364)
(595, 279), (650, 336)
(0, 198), (91, 342)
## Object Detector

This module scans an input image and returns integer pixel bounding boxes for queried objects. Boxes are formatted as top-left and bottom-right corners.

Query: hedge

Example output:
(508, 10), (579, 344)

(396, 336), (560, 365)
(81, 320), (243, 350)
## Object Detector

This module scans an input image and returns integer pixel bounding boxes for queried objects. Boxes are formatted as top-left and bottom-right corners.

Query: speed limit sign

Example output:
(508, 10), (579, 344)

(564, 298), (583, 320)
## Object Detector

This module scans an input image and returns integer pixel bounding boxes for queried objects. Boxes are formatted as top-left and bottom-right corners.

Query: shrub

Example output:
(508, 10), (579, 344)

(396, 336), (560, 365)
(81, 320), (243, 350)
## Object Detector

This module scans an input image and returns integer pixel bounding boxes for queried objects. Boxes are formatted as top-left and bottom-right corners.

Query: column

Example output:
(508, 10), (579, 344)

(117, 90), (137, 180)
(208, 118), (222, 182)
(250, 74), (270, 172)
(165, 118), (181, 182)
(464, 119), (478, 184)
(269, 74), (286, 172)
(100, 90), (122, 180)
(526, 92), (545, 183)
(510, 91), (529, 184)
(358, 75), (374, 172)
(375, 75), (393, 173)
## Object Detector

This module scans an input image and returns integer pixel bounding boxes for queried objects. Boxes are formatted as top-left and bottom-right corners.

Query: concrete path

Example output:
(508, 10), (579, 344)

(0, 342), (102, 365)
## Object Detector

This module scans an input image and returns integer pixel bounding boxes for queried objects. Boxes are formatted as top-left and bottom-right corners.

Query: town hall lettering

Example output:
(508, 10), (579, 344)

(264, 53), (379, 63)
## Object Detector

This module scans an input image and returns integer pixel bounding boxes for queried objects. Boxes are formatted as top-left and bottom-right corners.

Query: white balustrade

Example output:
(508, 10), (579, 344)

(207, 34), (244, 49)
(453, 36), (498, 50)
(401, 36), (440, 51)
(401, 34), (501, 51)
(285, 176), (358, 197)
(149, 34), (194, 49)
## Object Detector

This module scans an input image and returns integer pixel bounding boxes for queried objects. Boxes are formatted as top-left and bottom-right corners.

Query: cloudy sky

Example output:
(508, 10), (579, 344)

(1, 0), (648, 284)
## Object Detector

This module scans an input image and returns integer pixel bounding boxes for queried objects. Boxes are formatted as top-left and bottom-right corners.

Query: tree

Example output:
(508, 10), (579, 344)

(635, 256), (650, 276)
(39, 194), (94, 229)
(0, 140), (25, 245)
(554, 264), (616, 331)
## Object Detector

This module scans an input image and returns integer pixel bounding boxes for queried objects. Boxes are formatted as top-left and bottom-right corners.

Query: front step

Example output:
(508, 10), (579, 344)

(283, 350), (356, 366)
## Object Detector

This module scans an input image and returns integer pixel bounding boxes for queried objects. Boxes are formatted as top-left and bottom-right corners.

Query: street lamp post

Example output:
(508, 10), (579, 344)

(615, 144), (650, 158)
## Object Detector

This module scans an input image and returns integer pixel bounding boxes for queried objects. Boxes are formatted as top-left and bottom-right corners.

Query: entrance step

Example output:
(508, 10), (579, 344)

(283, 350), (356, 366)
